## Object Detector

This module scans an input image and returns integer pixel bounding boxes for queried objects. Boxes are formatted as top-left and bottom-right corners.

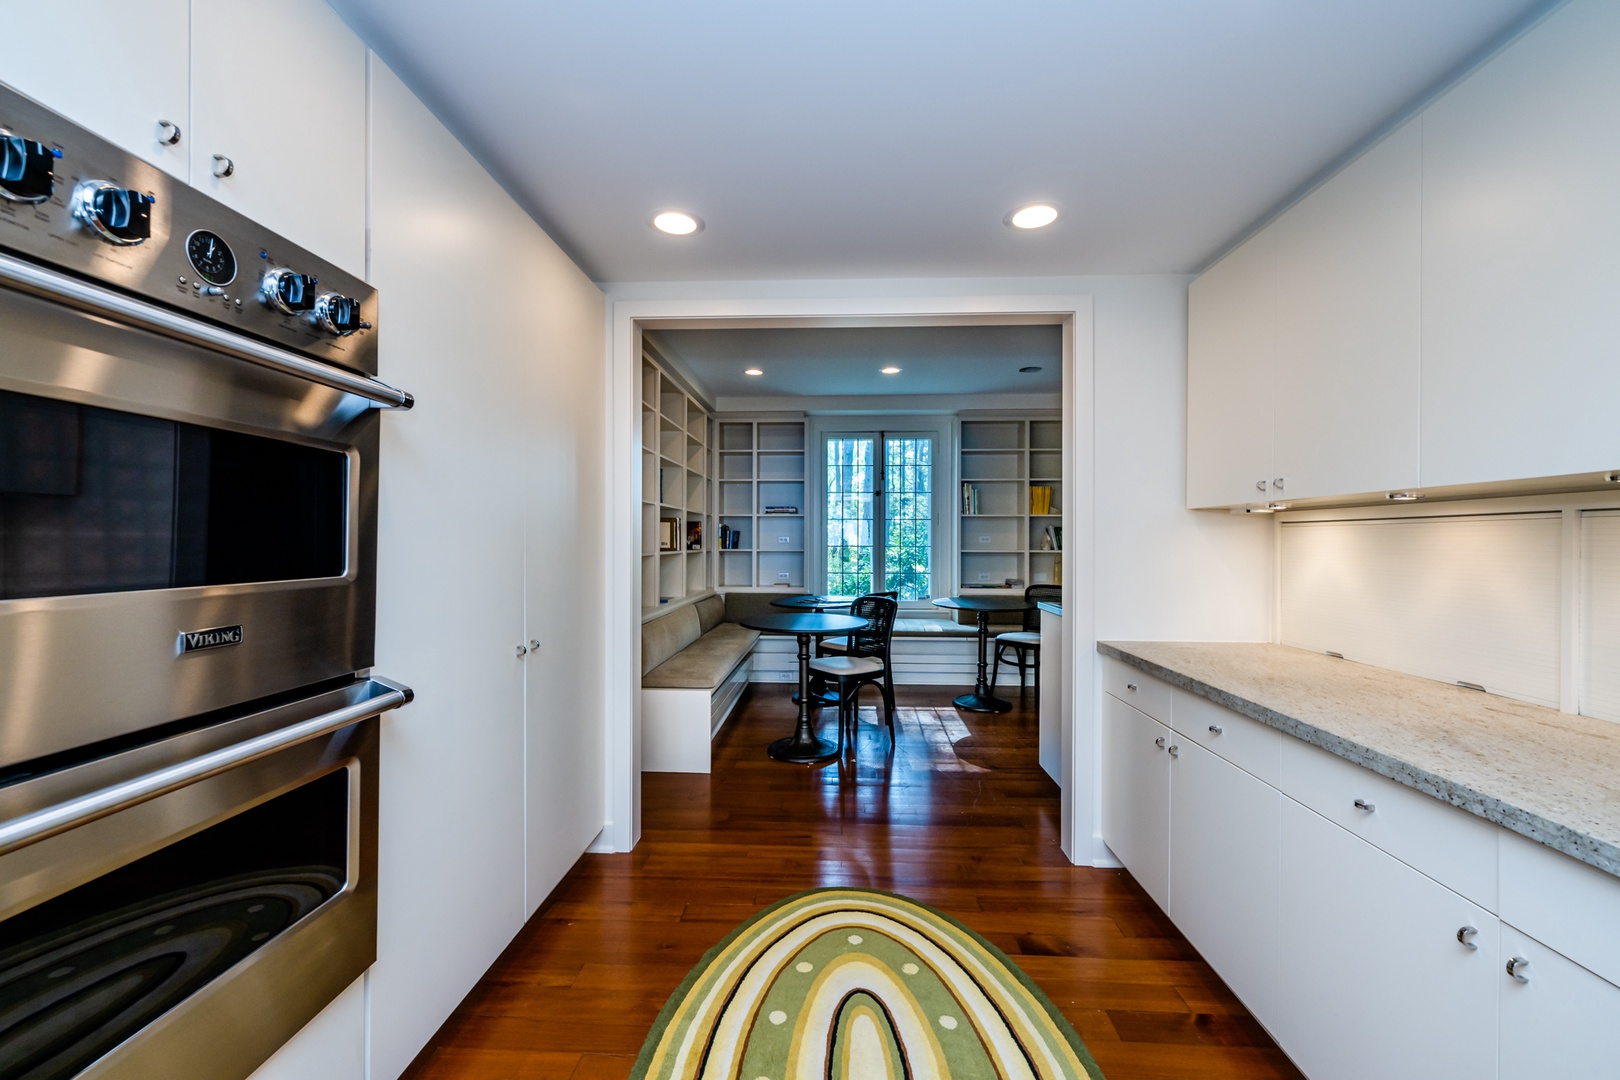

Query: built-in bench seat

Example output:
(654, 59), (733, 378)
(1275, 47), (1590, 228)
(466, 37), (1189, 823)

(641, 595), (758, 772)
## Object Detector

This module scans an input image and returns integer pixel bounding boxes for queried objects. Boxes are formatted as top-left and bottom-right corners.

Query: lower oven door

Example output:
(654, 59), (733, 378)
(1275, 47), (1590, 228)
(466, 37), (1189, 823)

(0, 678), (404, 1080)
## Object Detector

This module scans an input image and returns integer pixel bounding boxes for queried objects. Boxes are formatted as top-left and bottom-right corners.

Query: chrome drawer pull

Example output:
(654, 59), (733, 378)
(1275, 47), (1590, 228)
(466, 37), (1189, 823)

(1457, 926), (1479, 951)
(1354, 798), (1376, 813)
(1208, 724), (1223, 735)
(1126, 683), (1138, 692)
(1167, 744), (1179, 758)
(1507, 956), (1530, 983)
(1154, 736), (1166, 750)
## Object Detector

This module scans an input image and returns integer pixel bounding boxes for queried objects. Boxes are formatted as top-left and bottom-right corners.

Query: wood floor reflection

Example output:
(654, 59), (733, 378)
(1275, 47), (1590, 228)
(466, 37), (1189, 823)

(402, 684), (1304, 1080)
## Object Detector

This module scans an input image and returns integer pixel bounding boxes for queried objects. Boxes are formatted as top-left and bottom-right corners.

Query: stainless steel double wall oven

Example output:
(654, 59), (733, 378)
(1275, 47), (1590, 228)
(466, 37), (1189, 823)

(0, 83), (413, 1079)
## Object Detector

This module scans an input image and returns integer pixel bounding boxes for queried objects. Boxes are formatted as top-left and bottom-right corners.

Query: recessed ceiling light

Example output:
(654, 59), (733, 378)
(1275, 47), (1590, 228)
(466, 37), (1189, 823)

(1019, 365), (1042, 373)
(881, 366), (901, 375)
(652, 210), (702, 235)
(1007, 204), (1058, 230)
(744, 367), (763, 376)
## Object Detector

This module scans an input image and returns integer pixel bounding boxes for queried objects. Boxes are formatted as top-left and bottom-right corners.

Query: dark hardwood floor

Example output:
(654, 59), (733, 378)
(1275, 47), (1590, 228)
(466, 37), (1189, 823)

(402, 683), (1304, 1079)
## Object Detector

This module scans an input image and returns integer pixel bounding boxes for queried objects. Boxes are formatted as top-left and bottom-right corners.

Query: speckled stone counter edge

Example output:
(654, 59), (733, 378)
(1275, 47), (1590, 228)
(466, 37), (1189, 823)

(1096, 642), (1620, 880)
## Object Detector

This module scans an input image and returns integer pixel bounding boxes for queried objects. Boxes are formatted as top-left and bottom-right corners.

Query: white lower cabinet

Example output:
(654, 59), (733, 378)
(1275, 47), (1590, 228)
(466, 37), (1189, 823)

(1498, 924), (1620, 1080)
(1168, 739), (1280, 1019)
(1100, 692), (1170, 911)
(1275, 797), (1499, 1080)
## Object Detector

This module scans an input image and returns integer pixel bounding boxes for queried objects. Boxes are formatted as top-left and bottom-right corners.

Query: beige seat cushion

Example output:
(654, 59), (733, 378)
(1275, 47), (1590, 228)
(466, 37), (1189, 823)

(994, 631), (1041, 646)
(808, 655), (884, 677)
(643, 624), (761, 689)
(641, 605), (702, 676)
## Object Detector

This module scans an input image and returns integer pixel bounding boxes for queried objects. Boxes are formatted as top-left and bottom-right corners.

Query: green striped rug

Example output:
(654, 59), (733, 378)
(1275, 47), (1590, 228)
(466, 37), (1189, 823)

(631, 888), (1105, 1080)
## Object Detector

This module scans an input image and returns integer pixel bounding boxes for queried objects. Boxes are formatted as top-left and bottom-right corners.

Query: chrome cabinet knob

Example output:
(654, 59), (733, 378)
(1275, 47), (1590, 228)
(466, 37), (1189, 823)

(212, 154), (235, 178)
(1168, 744), (1179, 758)
(1208, 724), (1223, 735)
(515, 643), (528, 657)
(1354, 798), (1376, 813)
(529, 639), (541, 651)
(157, 119), (182, 145)
(1457, 926), (1479, 951)
(1272, 477), (1285, 490)
(1125, 682), (1138, 691)
(1507, 956), (1530, 982)
(1154, 736), (1166, 750)
(1255, 479), (1267, 492)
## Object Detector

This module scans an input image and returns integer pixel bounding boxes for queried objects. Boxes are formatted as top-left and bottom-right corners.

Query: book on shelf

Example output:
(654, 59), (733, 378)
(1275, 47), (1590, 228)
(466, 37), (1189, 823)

(1054, 526), (1062, 551)
(687, 521), (702, 550)
(1030, 485), (1053, 515)
(763, 505), (799, 515)
(960, 482), (979, 515)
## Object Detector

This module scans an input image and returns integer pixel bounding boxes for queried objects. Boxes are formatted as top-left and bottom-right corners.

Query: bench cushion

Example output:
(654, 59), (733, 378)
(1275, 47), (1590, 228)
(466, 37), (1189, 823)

(695, 594), (726, 634)
(642, 605), (702, 676)
(643, 623), (761, 689)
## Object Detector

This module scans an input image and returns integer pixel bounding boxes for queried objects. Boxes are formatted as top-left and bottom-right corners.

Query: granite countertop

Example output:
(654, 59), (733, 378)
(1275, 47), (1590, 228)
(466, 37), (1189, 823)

(1097, 641), (1620, 879)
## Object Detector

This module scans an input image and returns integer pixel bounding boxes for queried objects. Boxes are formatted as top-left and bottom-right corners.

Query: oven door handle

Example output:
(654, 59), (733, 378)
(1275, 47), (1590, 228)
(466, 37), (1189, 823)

(0, 680), (413, 857)
(0, 250), (413, 410)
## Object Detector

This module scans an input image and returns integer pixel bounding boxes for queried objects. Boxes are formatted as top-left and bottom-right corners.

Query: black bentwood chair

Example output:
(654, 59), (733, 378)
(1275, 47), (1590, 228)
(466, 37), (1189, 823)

(808, 594), (898, 751)
(990, 584), (1062, 702)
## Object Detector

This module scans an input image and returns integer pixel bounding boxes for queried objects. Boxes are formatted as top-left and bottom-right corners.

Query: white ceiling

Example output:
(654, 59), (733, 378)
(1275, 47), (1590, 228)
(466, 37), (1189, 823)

(328, 0), (1553, 283)
(647, 325), (1063, 399)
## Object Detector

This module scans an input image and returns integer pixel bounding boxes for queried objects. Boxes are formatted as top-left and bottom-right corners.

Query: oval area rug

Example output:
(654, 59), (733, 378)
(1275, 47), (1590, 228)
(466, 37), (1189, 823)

(630, 888), (1106, 1080)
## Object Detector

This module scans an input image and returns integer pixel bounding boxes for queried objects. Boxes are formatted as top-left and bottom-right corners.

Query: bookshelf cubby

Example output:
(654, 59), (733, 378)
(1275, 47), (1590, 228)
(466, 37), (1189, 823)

(957, 415), (1063, 594)
(711, 417), (807, 590)
(640, 344), (714, 614)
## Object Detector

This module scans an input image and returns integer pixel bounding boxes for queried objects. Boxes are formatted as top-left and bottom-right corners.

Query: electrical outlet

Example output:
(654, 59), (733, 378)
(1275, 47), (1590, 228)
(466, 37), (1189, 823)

(978, 573), (990, 581)
(777, 572), (791, 580)
(778, 670), (794, 681)
(978, 534), (992, 544)
(777, 536), (790, 543)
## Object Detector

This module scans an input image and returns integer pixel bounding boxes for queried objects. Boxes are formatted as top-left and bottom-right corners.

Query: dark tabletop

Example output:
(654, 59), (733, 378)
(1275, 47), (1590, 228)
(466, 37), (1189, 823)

(769, 595), (858, 611)
(740, 612), (869, 635)
(932, 595), (1034, 613)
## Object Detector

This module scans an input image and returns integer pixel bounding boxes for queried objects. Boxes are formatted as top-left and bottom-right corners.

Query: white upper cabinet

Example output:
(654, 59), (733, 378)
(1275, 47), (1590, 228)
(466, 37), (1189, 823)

(0, 0), (190, 180)
(1271, 121), (1421, 501)
(1186, 227), (1277, 509)
(191, 0), (368, 276)
(1420, 0), (1620, 487)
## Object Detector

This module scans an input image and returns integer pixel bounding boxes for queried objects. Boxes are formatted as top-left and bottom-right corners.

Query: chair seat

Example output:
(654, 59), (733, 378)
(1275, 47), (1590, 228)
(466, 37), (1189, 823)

(994, 631), (1041, 646)
(808, 655), (885, 677)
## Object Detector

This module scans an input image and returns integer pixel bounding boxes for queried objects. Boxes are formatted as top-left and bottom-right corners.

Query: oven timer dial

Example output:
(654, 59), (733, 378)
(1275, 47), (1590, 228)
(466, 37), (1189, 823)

(312, 291), (371, 337)
(72, 180), (154, 245)
(262, 267), (318, 315)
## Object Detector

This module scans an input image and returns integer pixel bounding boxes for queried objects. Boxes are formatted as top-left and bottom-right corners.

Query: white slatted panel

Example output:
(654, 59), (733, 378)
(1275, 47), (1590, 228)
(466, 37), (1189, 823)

(1280, 515), (1563, 706)
(1579, 511), (1620, 722)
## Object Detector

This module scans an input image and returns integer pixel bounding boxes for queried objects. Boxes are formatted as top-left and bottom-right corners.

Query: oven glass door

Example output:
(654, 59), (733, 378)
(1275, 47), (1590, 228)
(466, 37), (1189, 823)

(0, 387), (347, 600)
(0, 769), (350, 1079)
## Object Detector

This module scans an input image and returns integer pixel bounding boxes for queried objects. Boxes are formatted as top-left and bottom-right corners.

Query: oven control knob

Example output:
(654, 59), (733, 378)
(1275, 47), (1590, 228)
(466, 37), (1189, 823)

(72, 181), (154, 245)
(312, 291), (371, 336)
(0, 130), (60, 203)
(262, 267), (319, 315)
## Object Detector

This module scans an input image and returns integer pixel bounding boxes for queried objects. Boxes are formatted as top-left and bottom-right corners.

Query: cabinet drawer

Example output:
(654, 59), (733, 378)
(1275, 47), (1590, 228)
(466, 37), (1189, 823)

(1279, 736), (1498, 909)
(1500, 830), (1620, 987)
(1172, 688), (1280, 786)
(1101, 656), (1171, 724)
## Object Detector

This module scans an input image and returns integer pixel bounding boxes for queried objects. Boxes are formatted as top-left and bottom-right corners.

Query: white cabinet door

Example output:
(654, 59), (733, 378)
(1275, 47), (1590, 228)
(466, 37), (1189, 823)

(190, 0), (367, 275)
(0, 0), (190, 179)
(1499, 924), (1620, 1080)
(1186, 227), (1276, 509)
(1275, 798), (1499, 1080)
(1271, 121), (1421, 501)
(1101, 693), (1170, 911)
(1169, 738), (1281, 1021)
(1420, 0), (1620, 487)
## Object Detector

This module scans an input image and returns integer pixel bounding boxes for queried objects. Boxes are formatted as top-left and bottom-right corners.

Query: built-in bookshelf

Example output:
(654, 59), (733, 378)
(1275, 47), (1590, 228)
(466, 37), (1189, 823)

(640, 346), (713, 613)
(713, 417), (807, 590)
(957, 415), (1062, 594)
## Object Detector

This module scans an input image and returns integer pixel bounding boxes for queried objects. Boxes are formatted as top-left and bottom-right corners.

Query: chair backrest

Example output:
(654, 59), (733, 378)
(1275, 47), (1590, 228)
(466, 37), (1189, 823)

(1024, 584), (1062, 631)
(846, 594), (898, 661)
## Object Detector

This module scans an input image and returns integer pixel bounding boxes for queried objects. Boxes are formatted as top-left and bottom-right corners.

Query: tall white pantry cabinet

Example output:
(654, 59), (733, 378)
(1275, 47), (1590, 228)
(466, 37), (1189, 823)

(0, 5), (611, 1080)
(1187, 0), (1620, 507)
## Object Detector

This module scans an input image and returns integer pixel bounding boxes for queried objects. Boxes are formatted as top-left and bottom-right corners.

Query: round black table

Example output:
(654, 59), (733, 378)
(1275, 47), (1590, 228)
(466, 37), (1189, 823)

(740, 611), (869, 763)
(931, 595), (1034, 713)
(770, 596), (859, 704)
